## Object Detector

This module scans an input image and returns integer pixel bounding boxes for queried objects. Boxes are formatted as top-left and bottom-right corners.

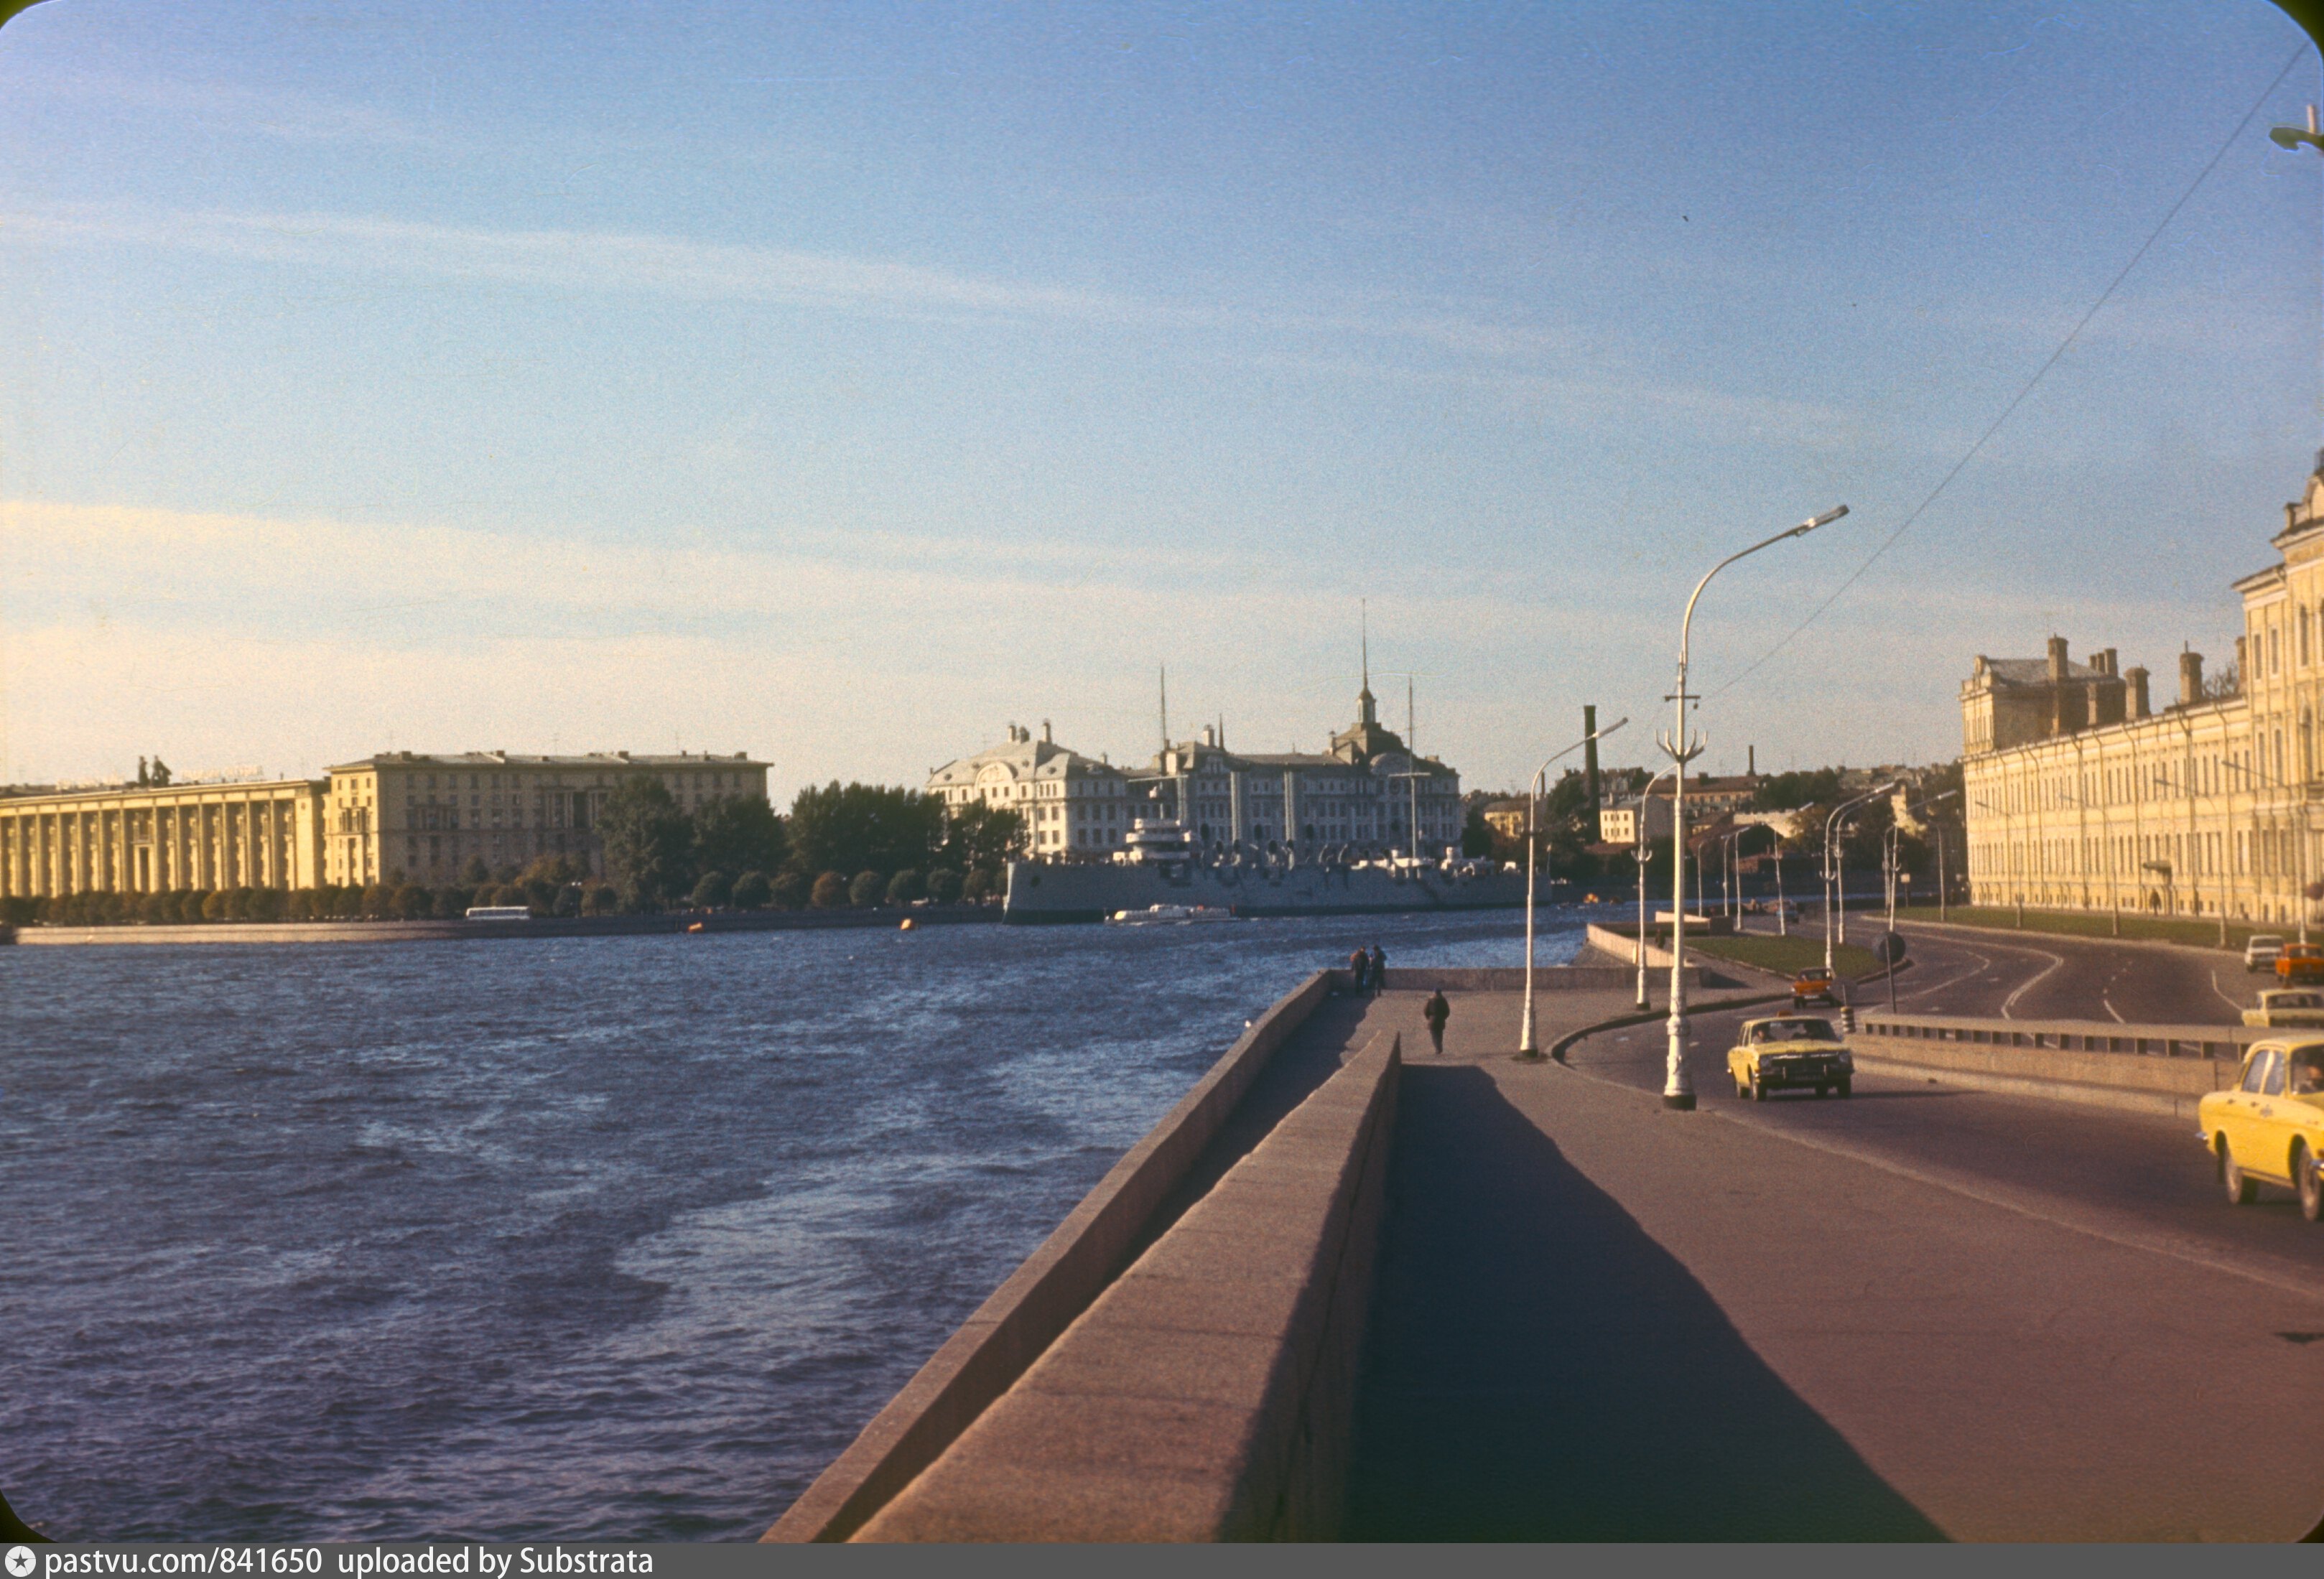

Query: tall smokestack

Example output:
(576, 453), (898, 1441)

(1583, 705), (1601, 806)
(2179, 650), (2204, 708)
(2127, 666), (2151, 718)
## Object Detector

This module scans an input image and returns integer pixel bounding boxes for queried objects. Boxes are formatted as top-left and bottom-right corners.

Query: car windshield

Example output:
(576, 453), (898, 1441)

(1755, 1019), (1838, 1043)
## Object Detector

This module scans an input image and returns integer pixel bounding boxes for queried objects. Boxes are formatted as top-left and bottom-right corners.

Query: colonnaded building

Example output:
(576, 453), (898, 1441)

(0, 750), (767, 900)
(926, 674), (1464, 862)
(1962, 455), (2324, 926)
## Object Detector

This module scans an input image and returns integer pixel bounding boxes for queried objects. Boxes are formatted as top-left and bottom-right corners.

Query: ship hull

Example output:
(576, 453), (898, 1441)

(1003, 860), (1535, 923)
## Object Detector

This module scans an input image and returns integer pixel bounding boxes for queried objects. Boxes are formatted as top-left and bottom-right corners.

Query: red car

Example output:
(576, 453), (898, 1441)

(1791, 967), (1839, 1007)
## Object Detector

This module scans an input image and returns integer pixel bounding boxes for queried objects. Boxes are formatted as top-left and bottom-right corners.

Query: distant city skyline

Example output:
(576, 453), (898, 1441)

(2, 1), (2317, 804)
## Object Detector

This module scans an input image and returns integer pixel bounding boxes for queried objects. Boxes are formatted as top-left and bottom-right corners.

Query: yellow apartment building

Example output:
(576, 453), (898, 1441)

(1961, 455), (2324, 926)
(0, 777), (327, 899)
(323, 750), (769, 885)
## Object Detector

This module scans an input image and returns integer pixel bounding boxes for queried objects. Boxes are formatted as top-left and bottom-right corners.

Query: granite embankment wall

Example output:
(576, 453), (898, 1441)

(853, 1030), (1403, 1541)
(1849, 1012), (2249, 1119)
(766, 970), (1339, 1542)
(5, 908), (1001, 946)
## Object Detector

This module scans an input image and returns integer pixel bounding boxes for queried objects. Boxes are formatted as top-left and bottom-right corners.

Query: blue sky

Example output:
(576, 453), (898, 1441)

(1, 0), (2318, 800)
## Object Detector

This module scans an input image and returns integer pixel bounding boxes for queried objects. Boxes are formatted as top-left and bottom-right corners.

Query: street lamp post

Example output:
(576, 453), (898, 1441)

(1633, 768), (1675, 1010)
(1823, 781), (1900, 978)
(1519, 715), (1627, 1059)
(1660, 505), (1848, 1111)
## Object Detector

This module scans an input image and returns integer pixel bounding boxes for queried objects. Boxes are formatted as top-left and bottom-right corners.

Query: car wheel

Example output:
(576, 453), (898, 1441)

(2221, 1137), (2258, 1205)
(1835, 1078), (1852, 1098)
(2300, 1145), (2323, 1224)
(1749, 1073), (1767, 1102)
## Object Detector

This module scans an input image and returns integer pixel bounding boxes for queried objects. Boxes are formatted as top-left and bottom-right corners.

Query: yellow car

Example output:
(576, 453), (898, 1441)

(2242, 989), (2324, 1029)
(2198, 1040), (2324, 1219)
(1727, 1015), (1854, 1101)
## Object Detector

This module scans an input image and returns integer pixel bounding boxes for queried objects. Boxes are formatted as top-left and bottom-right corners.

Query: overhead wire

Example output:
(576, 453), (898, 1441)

(1709, 42), (2314, 700)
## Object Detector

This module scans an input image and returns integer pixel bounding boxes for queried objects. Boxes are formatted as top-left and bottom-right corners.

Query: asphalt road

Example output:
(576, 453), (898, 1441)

(1569, 990), (2324, 1293)
(1772, 915), (2258, 1025)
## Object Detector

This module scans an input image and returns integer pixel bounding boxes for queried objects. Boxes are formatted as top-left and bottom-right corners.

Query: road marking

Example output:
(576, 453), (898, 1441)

(2100, 997), (2125, 1023)
(2211, 970), (2249, 1014)
(1999, 948), (2065, 1019)
(1546, 1051), (2324, 1309)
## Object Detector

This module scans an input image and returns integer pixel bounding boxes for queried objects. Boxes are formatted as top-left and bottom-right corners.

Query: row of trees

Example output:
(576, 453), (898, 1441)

(596, 778), (1023, 912)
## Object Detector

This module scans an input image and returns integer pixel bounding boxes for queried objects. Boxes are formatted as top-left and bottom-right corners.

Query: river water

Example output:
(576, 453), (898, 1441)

(2, 908), (1591, 1542)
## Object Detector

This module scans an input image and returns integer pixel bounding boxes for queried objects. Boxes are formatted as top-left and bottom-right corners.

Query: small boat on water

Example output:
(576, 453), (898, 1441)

(1105, 903), (1242, 926)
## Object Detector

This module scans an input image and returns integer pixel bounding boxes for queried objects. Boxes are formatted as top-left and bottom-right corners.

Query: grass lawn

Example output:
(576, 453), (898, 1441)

(1896, 903), (2254, 953)
(1687, 932), (1880, 980)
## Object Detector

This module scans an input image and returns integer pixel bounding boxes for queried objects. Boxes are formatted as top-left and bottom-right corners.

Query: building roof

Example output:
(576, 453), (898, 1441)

(1974, 656), (2106, 686)
(327, 750), (764, 773)
(928, 732), (1117, 789)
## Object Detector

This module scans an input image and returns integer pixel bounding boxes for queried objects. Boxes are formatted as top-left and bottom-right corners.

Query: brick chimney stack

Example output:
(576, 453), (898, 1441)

(2127, 666), (2151, 718)
(2179, 650), (2204, 708)
(2047, 635), (2069, 684)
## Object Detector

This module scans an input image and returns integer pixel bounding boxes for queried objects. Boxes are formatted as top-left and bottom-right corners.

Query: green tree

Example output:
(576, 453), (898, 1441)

(731, 870), (772, 909)
(939, 801), (1026, 873)
(394, 884), (432, 919)
(361, 882), (394, 919)
(771, 870), (810, 910)
(926, 867), (964, 904)
(787, 782), (946, 882)
(692, 870), (733, 910)
(886, 868), (926, 905)
(810, 870), (849, 908)
(692, 797), (786, 887)
(583, 883), (618, 916)
(600, 777), (693, 911)
(849, 869), (885, 907)
(1461, 805), (1494, 858)
(1755, 769), (1843, 812)
(460, 855), (491, 885)
(432, 886), (472, 919)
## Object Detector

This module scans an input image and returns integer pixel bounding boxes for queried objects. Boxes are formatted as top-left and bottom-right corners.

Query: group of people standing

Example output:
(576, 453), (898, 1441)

(1342, 942), (1453, 1054)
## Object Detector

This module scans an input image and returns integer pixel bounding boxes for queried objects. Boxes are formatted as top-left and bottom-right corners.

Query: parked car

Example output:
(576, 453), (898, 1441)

(2244, 989), (2324, 1029)
(2280, 944), (2324, 984)
(2247, 933), (2287, 973)
(2199, 1039), (2324, 1219)
(1726, 1015), (1854, 1101)
(1790, 967), (1839, 1007)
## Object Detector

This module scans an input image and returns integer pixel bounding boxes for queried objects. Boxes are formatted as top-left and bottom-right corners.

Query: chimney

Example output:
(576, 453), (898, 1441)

(2179, 650), (2204, 708)
(2047, 635), (2069, 684)
(2127, 666), (2151, 718)
(1041, 719), (1053, 745)
(1583, 704), (1601, 806)
(1748, 743), (1756, 778)
(2094, 648), (2117, 678)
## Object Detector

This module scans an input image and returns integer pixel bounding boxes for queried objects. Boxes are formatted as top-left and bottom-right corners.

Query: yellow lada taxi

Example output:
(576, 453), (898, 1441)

(1727, 1015), (1854, 1101)
(2242, 989), (2324, 1030)
(2198, 1040), (2324, 1219)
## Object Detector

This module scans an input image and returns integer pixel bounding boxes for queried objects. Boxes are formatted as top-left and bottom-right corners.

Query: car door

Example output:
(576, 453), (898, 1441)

(2223, 1048), (2278, 1173)
(2236, 1048), (2292, 1179)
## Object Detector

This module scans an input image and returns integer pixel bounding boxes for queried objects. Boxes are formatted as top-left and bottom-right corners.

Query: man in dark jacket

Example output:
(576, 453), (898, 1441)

(1368, 944), (1387, 994)
(1423, 989), (1451, 1056)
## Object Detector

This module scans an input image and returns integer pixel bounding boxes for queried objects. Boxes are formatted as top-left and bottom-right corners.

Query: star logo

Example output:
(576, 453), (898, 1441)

(6, 1545), (37, 1578)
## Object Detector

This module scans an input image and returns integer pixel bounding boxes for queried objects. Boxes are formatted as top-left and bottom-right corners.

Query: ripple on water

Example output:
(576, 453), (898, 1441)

(1, 908), (1592, 1540)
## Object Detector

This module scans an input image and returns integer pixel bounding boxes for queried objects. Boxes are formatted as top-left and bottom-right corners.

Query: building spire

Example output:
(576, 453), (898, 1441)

(1159, 665), (1169, 754)
(1357, 600), (1377, 726)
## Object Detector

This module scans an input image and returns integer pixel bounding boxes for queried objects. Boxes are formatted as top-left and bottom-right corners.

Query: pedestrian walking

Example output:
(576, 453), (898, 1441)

(1368, 944), (1387, 994)
(1423, 989), (1451, 1056)
(1347, 945), (1369, 995)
